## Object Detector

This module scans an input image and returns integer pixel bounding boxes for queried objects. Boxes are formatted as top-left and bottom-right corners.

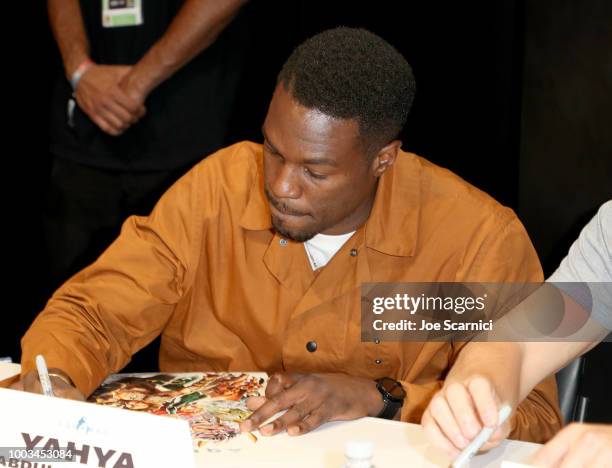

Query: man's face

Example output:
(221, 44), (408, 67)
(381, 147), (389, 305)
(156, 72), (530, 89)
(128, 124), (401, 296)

(262, 85), (379, 242)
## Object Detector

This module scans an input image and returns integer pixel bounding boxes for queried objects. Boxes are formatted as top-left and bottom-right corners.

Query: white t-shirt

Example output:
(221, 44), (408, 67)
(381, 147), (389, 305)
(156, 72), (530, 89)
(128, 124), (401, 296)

(304, 231), (355, 270)
(548, 200), (612, 329)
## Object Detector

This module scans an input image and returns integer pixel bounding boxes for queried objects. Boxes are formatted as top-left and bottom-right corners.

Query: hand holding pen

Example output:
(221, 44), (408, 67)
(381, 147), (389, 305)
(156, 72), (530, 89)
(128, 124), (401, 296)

(9, 355), (86, 401)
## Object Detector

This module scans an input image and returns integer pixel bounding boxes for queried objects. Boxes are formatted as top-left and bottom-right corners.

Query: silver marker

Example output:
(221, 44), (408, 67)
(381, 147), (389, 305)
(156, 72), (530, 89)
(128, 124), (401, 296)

(35, 355), (55, 397)
(452, 404), (512, 468)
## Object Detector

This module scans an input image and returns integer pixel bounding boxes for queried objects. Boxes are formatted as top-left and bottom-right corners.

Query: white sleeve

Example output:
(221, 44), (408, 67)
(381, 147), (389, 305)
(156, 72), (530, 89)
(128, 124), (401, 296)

(547, 200), (612, 329)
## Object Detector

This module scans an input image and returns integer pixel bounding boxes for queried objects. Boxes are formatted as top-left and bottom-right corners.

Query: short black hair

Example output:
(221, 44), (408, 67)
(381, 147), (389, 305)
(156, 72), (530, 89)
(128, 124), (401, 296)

(277, 27), (416, 154)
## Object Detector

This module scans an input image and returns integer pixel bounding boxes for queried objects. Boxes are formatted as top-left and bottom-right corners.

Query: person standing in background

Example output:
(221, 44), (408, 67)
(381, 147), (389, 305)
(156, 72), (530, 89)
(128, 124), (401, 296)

(45, 0), (249, 290)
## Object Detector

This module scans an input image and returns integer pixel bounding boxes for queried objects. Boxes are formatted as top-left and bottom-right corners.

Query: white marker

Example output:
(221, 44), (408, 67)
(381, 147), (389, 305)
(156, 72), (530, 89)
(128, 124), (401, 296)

(451, 404), (512, 468)
(35, 355), (55, 397)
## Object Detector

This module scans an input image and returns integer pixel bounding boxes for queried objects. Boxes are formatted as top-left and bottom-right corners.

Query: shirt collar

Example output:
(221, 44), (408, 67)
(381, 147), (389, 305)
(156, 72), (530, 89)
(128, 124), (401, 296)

(364, 151), (421, 257)
(239, 148), (273, 231)
(239, 146), (420, 257)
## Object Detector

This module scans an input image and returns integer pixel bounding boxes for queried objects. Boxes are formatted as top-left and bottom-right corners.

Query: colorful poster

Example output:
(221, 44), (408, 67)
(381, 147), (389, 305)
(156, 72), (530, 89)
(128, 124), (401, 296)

(89, 372), (267, 449)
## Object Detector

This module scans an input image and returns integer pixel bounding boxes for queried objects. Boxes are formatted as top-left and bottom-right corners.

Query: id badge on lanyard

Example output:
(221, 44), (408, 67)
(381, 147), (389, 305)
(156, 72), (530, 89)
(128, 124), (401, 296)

(102, 0), (143, 28)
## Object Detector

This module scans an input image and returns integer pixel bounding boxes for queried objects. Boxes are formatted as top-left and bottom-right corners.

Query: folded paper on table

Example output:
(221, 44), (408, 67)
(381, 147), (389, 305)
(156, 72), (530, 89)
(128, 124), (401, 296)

(0, 387), (195, 467)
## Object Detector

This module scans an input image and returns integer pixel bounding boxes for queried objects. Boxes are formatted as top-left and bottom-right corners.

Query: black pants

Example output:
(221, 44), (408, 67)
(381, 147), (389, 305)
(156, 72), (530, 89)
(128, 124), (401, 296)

(44, 157), (192, 289)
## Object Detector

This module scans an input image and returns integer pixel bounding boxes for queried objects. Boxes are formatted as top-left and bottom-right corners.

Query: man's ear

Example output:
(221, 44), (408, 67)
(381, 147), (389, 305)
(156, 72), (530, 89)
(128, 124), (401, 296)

(371, 140), (402, 177)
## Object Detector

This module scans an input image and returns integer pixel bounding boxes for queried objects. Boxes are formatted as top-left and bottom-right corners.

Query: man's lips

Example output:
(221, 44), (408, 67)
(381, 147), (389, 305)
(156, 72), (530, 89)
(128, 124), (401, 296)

(264, 188), (309, 218)
(269, 203), (308, 218)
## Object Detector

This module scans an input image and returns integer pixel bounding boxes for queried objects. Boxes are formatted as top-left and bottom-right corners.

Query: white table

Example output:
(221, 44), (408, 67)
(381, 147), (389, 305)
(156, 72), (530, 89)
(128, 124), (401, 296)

(196, 416), (540, 467)
(0, 363), (540, 467)
(0, 361), (20, 387)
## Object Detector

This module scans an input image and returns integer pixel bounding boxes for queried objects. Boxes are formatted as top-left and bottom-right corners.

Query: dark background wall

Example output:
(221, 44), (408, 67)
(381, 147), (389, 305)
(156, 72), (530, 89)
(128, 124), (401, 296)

(520, 0), (612, 273)
(4, 0), (611, 419)
(519, 0), (612, 423)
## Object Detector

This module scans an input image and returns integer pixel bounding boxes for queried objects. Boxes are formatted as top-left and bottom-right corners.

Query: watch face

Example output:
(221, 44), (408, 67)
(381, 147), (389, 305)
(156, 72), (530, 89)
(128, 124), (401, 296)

(378, 377), (406, 402)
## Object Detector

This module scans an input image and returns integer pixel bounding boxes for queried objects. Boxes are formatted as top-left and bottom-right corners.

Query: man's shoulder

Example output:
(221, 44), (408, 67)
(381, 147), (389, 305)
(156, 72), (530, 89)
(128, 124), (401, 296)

(188, 141), (262, 186)
(165, 141), (262, 212)
(192, 140), (262, 171)
(160, 141), (265, 226)
(398, 151), (518, 227)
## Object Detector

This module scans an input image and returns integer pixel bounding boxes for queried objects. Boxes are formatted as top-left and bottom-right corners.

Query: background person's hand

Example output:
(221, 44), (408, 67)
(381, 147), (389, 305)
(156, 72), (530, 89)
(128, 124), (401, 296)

(75, 64), (146, 136)
(239, 372), (384, 437)
(117, 69), (150, 112)
(10, 369), (86, 401)
(421, 375), (514, 459)
(531, 423), (612, 467)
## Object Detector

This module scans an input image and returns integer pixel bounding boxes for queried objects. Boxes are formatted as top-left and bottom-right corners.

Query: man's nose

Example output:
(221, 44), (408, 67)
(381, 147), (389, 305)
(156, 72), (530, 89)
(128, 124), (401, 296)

(271, 164), (302, 199)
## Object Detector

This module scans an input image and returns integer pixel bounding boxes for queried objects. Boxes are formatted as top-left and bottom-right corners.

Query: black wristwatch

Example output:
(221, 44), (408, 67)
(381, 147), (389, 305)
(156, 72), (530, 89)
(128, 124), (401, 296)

(375, 377), (406, 419)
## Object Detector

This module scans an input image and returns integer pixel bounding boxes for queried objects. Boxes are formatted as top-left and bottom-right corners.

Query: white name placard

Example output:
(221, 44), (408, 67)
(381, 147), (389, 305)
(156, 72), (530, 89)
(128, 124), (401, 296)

(0, 388), (195, 467)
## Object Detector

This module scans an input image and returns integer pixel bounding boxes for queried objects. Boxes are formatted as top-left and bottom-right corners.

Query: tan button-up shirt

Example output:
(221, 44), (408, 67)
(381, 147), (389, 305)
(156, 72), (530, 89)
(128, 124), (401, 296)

(22, 141), (561, 442)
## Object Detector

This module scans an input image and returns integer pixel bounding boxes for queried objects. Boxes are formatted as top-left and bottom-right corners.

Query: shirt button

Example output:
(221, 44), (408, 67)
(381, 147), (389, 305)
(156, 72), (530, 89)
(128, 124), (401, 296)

(374, 338), (381, 344)
(350, 248), (358, 257)
(375, 359), (382, 365)
(306, 341), (317, 352)
(280, 238), (288, 247)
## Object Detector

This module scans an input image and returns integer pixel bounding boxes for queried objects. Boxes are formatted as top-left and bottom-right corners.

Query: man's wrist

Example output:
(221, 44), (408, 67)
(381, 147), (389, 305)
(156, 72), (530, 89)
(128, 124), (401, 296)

(69, 58), (94, 92)
(364, 378), (385, 417)
(374, 377), (406, 419)
(124, 46), (177, 99)
(65, 51), (91, 80)
(48, 368), (75, 388)
(118, 64), (152, 103)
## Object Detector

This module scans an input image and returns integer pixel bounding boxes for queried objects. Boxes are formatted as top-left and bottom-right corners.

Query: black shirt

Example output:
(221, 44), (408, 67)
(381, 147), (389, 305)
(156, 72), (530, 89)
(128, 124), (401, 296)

(49, 0), (248, 171)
